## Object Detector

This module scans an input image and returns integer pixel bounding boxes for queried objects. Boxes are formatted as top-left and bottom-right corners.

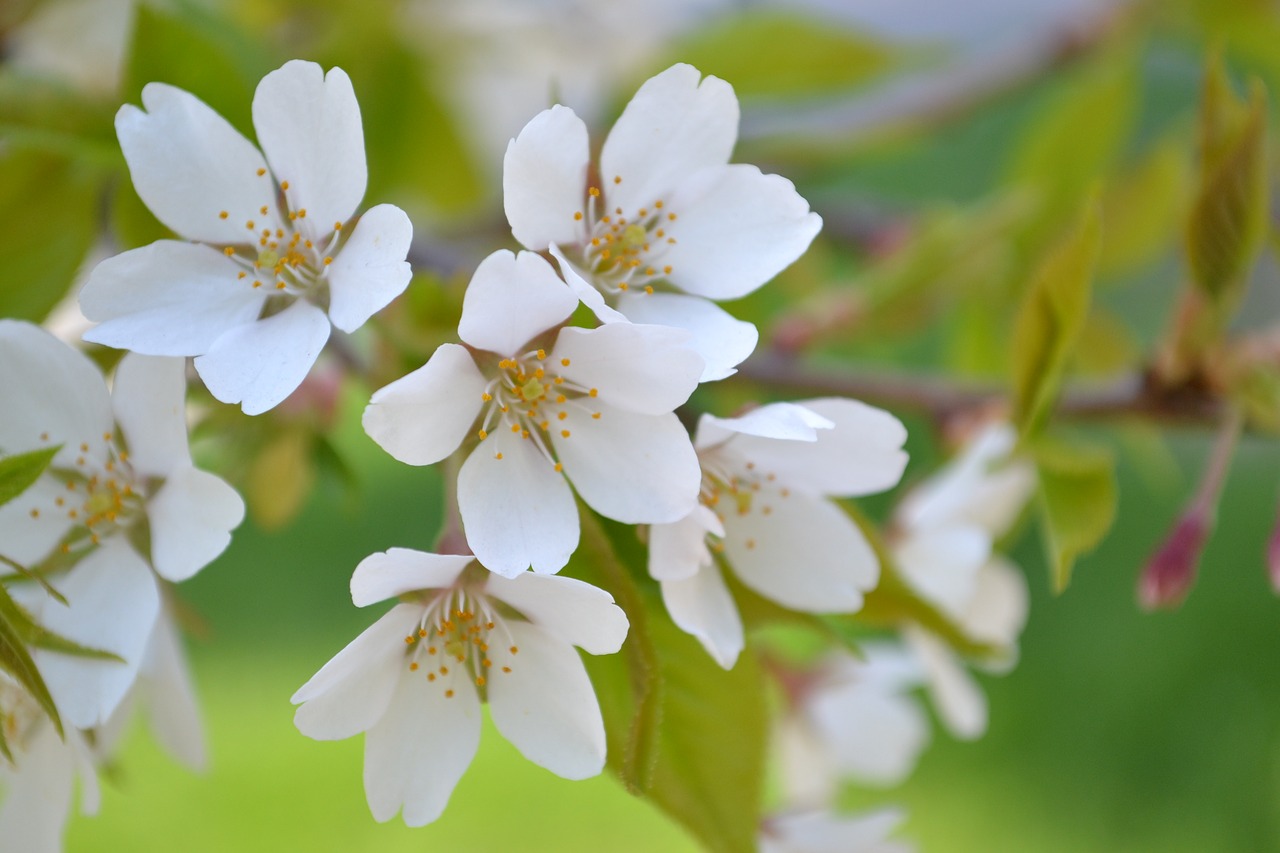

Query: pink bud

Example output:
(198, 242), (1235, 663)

(1138, 511), (1210, 611)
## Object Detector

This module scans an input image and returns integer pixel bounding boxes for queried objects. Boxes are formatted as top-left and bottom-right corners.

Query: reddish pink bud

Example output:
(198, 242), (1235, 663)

(1138, 511), (1211, 611)
(1268, 508), (1280, 595)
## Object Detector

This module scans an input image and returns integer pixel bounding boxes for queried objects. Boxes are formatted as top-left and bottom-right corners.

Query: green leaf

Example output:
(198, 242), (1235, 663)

(0, 445), (60, 509)
(667, 11), (892, 99)
(0, 585), (62, 739)
(1186, 67), (1267, 305)
(1098, 135), (1190, 277)
(1034, 437), (1118, 593)
(0, 70), (119, 166)
(0, 150), (102, 323)
(571, 515), (767, 852)
(1010, 198), (1103, 437)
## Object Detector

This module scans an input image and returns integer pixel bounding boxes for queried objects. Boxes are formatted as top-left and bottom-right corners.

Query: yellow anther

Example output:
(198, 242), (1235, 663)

(668, 212), (677, 221)
(29, 509), (38, 519)
(260, 205), (268, 215)
(592, 412), (601, 420)
(522, 429), (530, 439)
(495, 452), (503, 460)
(445, 689), (454, 698)
(654, 200), (664, 209)
(238, 271), (247, 280)
(573, 212), (583, 221)
(588, 388), (598, 397)
(281, 180), (290, 190)
(256, 167), (266, 176)
(639, 208), (647, 216)
(405, 636), (415, 644)
(409, 662), (419, 671)
(276, 282), (286, 290)
(219, 211), (229, 219)
(746, 539), (756, 550)
(246, 220), (255, 230)
(510, 645), (519, 654)
(613, 175), (622, 184)
(252, 281), (262, 288)
(475, 676), (486, 687)
(554, 462), (563, 473)
(589, 187), (600, 197)
(224, 247), (235, 256)
(428, 673), (436, 681)
(561, 358), (570, 367)
(334, 221), (343, 231)
(644, 286), (654, 294)
(561, 429), (571, 438)
(323, 257), (333, 265)
(553, 377), (564, 385)
(618, 283), (629, 291)
(511, 424), (521, 433)
(298, 209), (307, 218)
(536, 349), (546, 360)
(478, 428), (488, 440)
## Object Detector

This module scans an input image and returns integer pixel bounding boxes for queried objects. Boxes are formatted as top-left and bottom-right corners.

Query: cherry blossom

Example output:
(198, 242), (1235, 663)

(79, 59), (413, 415)
(503, 63), (822, 380)
(363, 249), (703, 577)
(292, 548), (629, 826)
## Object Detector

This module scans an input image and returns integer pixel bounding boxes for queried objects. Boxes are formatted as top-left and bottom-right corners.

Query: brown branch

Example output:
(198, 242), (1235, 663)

(736, 352), (1226, 428)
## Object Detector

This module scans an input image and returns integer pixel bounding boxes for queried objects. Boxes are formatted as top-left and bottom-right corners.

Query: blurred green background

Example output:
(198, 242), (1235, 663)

(0, 0), (1276, 849)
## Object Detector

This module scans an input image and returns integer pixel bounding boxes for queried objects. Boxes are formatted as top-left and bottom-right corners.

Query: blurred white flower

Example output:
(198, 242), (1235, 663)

(0, 321), (242, 727)
(889, 421), (1034, 739)
(363, 249), (703, 577)
(760, 807), (915, 853)
(79, 59), (413, 415)
(6, 0), (134, 95)
(292, 547), (629, 826)
(777, 645), (930, 804)
(504, 63), (822, 380)
(649, 399), (908, 668)
(0, 675), (100, 853)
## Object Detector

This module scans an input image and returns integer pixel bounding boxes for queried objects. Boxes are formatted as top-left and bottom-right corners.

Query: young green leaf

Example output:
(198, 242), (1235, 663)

(1010, 198), (1103, 437)
(1034, 437), (1118, 592)
(1186, 73), (1267, 306)
(0, 445), (60, 509)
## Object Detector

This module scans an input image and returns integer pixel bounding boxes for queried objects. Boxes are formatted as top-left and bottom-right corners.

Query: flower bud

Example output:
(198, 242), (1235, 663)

(1138, 510), (1211, 611)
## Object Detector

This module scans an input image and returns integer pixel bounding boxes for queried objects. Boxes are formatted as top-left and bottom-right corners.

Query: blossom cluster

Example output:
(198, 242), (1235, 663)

(0, 56), (1035, 851)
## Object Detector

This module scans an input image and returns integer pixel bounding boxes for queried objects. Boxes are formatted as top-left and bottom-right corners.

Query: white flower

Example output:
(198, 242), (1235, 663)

(0, 676), (100, 853)
(97, 603), (208, 773)
(777, 645), (930, 804)
(888, 421), (1034, 740)
(503, 63), (823, 381)
(363, 249), (704, 577)
(291, 548), (629, 826)
(79, 59), (413, 415)
(649, 399), (908, 669)
(0, 321), (243, 727)
(760, 807), (915, 853)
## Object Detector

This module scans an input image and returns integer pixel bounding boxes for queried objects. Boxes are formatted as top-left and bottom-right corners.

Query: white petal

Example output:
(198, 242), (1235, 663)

(551, 324), (703, 415)
(0, 320), (113, 468)
(719, 397), (908, 498)
(137, 607), (207, 771)
(351, 549), (474, 607)
(116, 83), (276, 244)
(892, 526), (991, 621)
(808, 678), (930, 786)
(111, 354), (190, 477)
(906, 626), (988, 740)
(0, 476), (74, 566)
(458, 250), (577, 355)
(326, 204), (413, 333)
(0, 721), (77, 853)
(763, 809), (912, 853)
(80, 241), (266, 356)
(363, 668), (480, 826)
(363, 344), (487, 466)
(292, 603), (421, 739)
(504, 105), (590, 251)
(483, 572), (629, 655)
(193, 298), (331, 416)
(548, 244), (629, 324)
(660, 563), (744, 670)
(775, 716), (838, 808)
(552, 405), (700, 525)
(34, 539), (160, 729)
(457, 429), (579, 577)
(648, 504), (722, 582)
(696, 402), (834, 449)
(614, 292), (757, 382)
(961, 556), (1029, 652)
(487, 620), (606, 780)
(663, 164), (822, 300)
(721, 489), (877, 613)
(600, 64), (738, 217)
(148, 465), (244, 582)
(252, 60), (366, 235)
(896, 423), (1034, 539)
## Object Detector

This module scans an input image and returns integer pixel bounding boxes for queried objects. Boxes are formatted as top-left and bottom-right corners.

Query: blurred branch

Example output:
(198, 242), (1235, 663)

(740, 4), (1129, 144)
(738, 351), (1227, 428)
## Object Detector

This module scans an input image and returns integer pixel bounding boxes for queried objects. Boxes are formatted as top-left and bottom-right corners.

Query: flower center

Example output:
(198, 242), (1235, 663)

(29, 429), (144, 554)
(400, 588), (520, 699)
(214, 170), (345, 303)
(567, 178), (679, 296)
(699, 455), (790, 553)
(472, 350), (602, 469)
